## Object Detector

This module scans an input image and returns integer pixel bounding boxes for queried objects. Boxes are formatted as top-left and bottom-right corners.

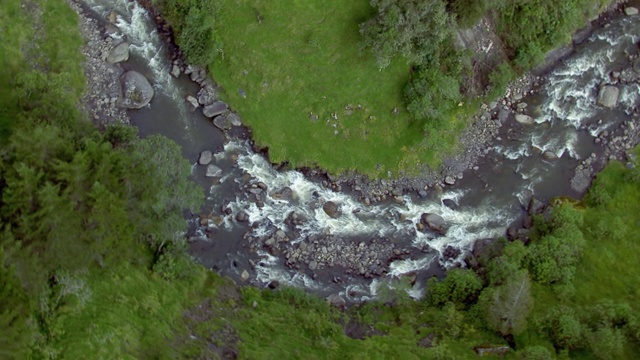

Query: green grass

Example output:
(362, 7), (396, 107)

(209, 0), (438, 177)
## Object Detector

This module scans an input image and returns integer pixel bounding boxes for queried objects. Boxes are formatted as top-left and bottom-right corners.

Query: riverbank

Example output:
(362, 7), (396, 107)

(139, 0), (634, 201)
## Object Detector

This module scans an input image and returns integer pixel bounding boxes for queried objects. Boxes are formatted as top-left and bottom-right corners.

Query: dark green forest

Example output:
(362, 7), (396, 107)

(2, 0), (640, 358)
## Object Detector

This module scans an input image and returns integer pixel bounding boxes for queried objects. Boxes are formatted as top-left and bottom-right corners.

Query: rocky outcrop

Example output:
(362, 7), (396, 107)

(119, 71), (154, 109)
(597, 85), (619, 108)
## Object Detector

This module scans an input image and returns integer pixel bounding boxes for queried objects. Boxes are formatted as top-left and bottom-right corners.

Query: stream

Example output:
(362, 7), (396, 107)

(82, 0), (640, 301)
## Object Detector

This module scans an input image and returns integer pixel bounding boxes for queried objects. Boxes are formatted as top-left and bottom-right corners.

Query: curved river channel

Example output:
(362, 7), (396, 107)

(83, 0), (640, 300)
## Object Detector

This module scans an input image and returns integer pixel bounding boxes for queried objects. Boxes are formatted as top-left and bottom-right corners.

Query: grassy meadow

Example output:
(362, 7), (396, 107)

(209, 0), (450, 177)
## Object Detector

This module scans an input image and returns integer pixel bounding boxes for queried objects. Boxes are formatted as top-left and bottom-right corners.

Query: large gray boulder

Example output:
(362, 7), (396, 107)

(421, 213), (447, 235)
(570, 167), (591, 193)
(625, 7), (639, 16)
(106, 42), (130, 63)
(119, 71), (154, 109)
(515, 114), (535, 125)
(213, 115), (232, 131)
(597, 85), (619, 108)
(323, 201), (340, 218)
(203, 101), (228, 118)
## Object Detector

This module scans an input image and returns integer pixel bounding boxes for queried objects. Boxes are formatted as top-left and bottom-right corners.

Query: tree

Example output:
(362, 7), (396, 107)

(485, 271), (532, 336)
(427, 268), (483, 307)
(0, 248), (34, 359)
(359, 0), (453, 69)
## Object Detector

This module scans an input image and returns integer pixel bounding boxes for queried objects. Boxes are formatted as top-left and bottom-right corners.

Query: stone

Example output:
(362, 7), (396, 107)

(444, 176), (455, 185)
(185, 95), (199, 108)
(516, 102), (528, 110)
(442, 199), (457, 210)
(119, 71), (154, 109)
(326, 294), (346, 309)
(497, 108), (510, 124)
(323, 201), (340, 218)
(240, 270), (250, 281)
(418, 190), (428, 198)
(197, 86), (217, 105)
(213, 116), (232, 131)
(205, 164), (222, 177)
(106, 42), (130, 63)
(108, 10), (118, 24)
(570, 167), (591, 193)
(170, 64), (181, 78)
(198, 150), (213, 165)
(542, 151), (558, 160)
(597, 85), (619, 108)
(624, 7), (639, 16)
(235, 211), (249, 222)
(227, 112), (242, 126)
(308, 260), (318, 271)
(420, 213), (447, 235)
(271, 187), (293, 201)
(203, 101), (228, 118)
(515, 114), (535, 125)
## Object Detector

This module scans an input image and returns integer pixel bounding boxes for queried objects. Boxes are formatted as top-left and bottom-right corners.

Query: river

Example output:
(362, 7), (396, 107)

(81, 0), (640, 301)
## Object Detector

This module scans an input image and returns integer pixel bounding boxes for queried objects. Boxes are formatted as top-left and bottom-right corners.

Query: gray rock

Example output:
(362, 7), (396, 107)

(515, 114), (535, 125)
(185, 95), (199, 108)
(119, 71), (154, 109)
(323, 201), (340, 218)
(213, 115), (232, 131)
(197, 86), (217, 105)
(205, 164), (222, 177)
(497, 108), (510, 124)
(326, 294), (346, 309)
(624, 7), (639, 16)
(106, 42), (130, 63)
(418, 190), (428, 198)
(241, 270), (250, 281)
(597, 85), (619, 108)
(542, 151), (558, 160)
(227, 112), (242, 126)
(516, 102), (528, 110)
(570, 167), (591, 193)
(271, 187), (293, 201)
(203, 101), (228, 118)
(170, 64), (181, 78)
(444, 176), (455, 185)
(235, 211), (249, 222)
(198, 150), (213, 165)
(308, 260), (318, 271)
(421, 213), (447, 235)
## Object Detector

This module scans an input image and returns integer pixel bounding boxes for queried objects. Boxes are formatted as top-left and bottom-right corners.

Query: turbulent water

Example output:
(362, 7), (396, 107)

(82, 1), (640, 300)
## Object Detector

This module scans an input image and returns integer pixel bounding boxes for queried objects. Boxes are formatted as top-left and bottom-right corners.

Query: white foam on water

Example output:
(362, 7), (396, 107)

(254, 251), (324, 290)
(388, 254), (438, 277)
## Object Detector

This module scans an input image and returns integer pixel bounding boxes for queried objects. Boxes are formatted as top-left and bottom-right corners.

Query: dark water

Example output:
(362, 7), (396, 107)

(83, 0), (640, 300)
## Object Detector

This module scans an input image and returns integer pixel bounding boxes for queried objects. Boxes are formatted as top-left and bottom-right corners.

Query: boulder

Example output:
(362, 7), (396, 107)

(205, 164), (222, 177)
(235, 211), (249, 222)
(202, 101), (228, 118)
(198, 150), (212, 165)
(323, 201), (340, 218)
(271, 187), (293, 201)
(197, 86), (217, 105)
(185, 95), (199, 108)
(597, 85), (619, 108)
(240, 270), (250, 281)
(170, 64), (181, 78)
(213, 115), (232, 131)
(444, 176), (455, 185)
(119, 71), (154, 109)
(497, 108), (510, 124)
(442, 199), (457, 210)
(528, 197), (546, 216)
(624, 7), (639, 16)
(515, 114), (535, 125)
(420, 213), (447, 235)
(542, 151), (558, 160)
(570, 167), (591, 193)
(106, 42), (130, 63)
(326, 294), (346, 309)
(227, 112), (242, 127)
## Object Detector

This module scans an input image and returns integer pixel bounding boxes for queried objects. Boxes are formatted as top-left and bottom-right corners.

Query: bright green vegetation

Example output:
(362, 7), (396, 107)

(157, 0), (610, 178)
